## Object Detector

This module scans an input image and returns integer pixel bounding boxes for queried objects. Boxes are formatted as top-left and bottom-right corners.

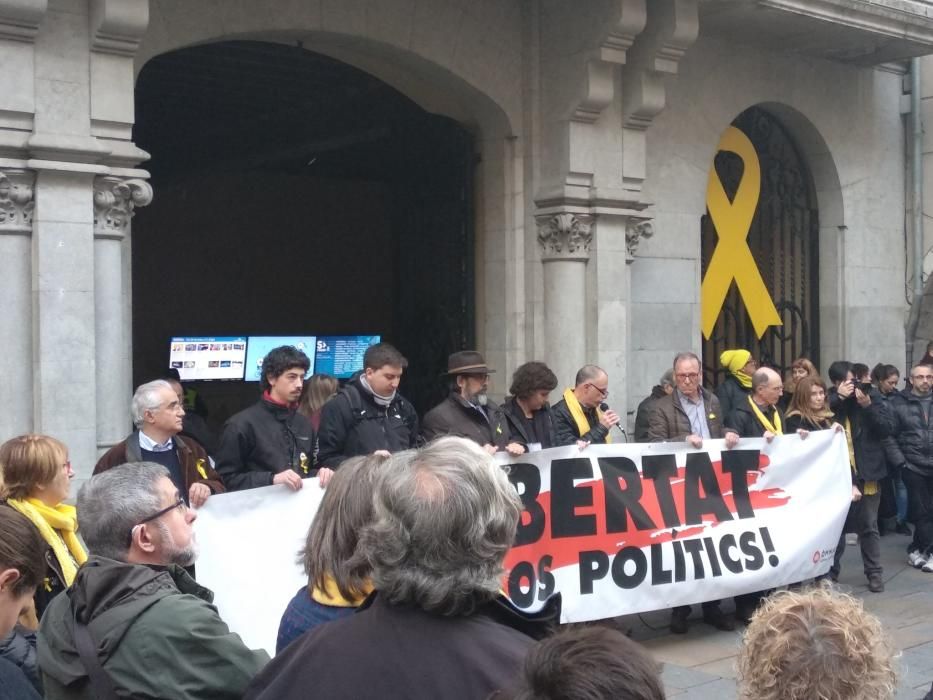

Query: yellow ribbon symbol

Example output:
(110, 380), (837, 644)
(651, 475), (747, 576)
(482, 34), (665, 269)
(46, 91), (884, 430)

(701, 126), (781, 340)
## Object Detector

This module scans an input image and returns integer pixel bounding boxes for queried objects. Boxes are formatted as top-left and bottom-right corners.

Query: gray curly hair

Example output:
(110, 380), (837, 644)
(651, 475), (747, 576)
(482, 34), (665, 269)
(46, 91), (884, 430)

(353, 436), (520, 616)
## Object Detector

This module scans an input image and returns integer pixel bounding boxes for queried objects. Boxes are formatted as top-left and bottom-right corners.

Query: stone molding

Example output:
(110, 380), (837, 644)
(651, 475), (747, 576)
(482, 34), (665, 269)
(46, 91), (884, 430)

(93, 176), (152, 239)
(537, 213), (594, 261)
(89, 0), (149, 57)
(625, 218), (654, 262)
(0, 169), (34, 235)
(0, 0), (47, 42)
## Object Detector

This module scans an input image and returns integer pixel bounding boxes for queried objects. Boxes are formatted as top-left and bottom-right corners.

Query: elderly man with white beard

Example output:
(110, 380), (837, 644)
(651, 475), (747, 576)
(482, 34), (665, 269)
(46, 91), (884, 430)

(37, 463), (268, 700)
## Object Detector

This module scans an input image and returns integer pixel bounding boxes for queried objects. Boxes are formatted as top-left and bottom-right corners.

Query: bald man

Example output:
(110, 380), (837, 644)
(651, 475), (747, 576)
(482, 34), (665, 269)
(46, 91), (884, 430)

(731, 367), (785, 441)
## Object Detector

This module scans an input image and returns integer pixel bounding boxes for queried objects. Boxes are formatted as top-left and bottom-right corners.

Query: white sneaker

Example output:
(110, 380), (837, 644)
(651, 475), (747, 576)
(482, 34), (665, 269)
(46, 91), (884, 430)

(908, 551), (928, 568)
(922, 558), (933, 573)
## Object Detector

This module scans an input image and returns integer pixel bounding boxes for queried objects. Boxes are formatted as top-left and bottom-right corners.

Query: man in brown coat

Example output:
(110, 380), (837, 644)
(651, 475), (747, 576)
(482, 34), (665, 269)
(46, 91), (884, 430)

(95, 380), (224, 506)
(647, 352), (738, 634)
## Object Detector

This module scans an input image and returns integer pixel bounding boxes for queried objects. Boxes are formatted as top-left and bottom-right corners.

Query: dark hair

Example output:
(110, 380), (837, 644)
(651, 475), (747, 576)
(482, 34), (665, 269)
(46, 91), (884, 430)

(364, 342), (408, 371)
(785, 376), (831, 427)
(827, 360), (852, 384)
(0, 507), (47, 596)
(851, 363), (870, 382)
(498, 625), (665, 700)
(871, 363), (899, 384)
(510, 362), (558, 399)
(165, 368), (181, 381)
(261, 346), (311, 391)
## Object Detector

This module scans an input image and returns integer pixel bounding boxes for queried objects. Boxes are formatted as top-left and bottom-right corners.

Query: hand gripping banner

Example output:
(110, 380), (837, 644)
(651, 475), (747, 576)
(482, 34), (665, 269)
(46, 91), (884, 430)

(499, 430), (850, 623)
(701, 125), (782, 340)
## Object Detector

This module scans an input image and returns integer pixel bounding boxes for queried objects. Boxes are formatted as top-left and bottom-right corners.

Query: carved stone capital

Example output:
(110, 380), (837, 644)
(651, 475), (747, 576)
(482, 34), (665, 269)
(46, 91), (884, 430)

(93, 176), (152, 239)
(625, 218), (654, 262)
(537, 213), (594, 261)
(0, 0), (47, 42)
(0, 169), (35, 235)
(90, 0), (149, 57)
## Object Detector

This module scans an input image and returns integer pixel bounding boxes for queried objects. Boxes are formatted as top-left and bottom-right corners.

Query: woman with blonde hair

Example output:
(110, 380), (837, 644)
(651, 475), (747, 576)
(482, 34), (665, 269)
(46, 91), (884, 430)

(782, 357), (819, 410)
(298, 373), (339, 431)
(0, 434), (86, 618)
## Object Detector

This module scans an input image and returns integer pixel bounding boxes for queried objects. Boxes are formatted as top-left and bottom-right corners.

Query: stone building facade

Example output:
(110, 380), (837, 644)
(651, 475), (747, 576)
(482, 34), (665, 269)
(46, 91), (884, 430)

(1, 0), (932, 478)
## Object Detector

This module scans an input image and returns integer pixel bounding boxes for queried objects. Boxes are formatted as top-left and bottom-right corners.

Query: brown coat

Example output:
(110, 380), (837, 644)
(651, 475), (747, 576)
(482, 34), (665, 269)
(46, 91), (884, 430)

(646, 389), (728, 442)
(94, 432), (226, 494)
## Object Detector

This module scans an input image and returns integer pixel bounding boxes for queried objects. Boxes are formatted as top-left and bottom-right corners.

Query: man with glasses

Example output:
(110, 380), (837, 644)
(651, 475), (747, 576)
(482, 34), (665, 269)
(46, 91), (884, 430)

(422, 351), (523, 455)
(552, 365), (621, 446)
(38, 463), (268, 698)
(646, 352), (738, 633)
(886, 363), (933, 572)
(95, 380), (224, 507)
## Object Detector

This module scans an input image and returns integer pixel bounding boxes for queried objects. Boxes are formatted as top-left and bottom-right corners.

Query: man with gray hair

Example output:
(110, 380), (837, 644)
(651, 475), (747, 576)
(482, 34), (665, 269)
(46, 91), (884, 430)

(552, 364), (621, 446)
(37, 463), (268, 699)
(245, 437), (559, 700)
(94, 379), (224, 507)
(634, 368), (675, 442)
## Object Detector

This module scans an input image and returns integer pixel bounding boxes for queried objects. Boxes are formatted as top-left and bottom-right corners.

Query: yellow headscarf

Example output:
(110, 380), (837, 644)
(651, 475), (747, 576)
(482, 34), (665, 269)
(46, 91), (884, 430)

(720, 349), (753, 389)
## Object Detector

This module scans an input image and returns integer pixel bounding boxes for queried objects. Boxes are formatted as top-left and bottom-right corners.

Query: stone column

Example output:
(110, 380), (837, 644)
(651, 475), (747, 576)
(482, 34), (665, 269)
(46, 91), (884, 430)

(537, 212), (593, 388)
(0, 169), (34, 438)
(93, 175), (152, 455)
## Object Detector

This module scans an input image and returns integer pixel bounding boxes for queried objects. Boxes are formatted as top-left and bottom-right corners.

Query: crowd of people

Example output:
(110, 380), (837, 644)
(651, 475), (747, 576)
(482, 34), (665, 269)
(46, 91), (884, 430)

(0, 339), (930, 698)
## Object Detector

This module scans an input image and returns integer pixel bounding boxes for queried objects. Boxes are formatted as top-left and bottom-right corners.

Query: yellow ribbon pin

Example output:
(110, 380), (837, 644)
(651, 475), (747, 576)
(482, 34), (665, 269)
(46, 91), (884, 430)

(701, 126), (782, 340)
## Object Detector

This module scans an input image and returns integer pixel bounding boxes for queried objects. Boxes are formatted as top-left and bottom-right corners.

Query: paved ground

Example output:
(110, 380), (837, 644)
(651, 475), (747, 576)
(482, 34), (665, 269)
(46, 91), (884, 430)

(617, 530), (933, 699)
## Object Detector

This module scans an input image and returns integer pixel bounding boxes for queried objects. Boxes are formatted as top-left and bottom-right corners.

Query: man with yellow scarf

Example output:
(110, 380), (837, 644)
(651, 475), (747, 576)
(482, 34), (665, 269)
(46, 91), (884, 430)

(552, 365), (620, 446)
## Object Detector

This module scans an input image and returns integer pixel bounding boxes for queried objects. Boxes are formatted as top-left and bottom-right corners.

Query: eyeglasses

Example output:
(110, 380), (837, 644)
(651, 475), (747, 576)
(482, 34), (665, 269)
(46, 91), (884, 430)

(675, 373), (700, 382)
(128, 497), (186, 545)
(586, 383), (609, 397)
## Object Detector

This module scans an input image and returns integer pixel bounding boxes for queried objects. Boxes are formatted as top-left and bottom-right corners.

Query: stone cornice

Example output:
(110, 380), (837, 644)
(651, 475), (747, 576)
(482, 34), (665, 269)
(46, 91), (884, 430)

(0, 0), (47, 42)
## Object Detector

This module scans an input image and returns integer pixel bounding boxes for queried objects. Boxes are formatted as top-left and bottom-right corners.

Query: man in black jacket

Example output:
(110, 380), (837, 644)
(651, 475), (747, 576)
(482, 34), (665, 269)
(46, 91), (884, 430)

(551, 365), (621, 446)
(885, 363), (933, 572)
(421, 351), (523, 455)
(828, 360), (893, 591)
(316, 343), (419, 482)
(215, 346), (315, 491)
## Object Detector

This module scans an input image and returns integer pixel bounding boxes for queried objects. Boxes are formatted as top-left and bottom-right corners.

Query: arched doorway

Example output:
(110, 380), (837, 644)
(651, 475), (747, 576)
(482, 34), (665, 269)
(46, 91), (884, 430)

(701, 106), (820, 386)
(132, 41), (476, 417)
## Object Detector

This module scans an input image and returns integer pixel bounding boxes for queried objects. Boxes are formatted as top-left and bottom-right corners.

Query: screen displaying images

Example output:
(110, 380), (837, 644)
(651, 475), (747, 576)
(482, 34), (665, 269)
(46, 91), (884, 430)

(169, 337), (247, 381)
(244, 336), (317, 382)
(313, 335), (381, 379)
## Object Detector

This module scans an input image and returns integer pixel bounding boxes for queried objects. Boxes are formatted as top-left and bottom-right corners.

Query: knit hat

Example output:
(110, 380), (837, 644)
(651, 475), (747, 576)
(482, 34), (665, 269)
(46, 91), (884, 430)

(720, 349), (752, 373)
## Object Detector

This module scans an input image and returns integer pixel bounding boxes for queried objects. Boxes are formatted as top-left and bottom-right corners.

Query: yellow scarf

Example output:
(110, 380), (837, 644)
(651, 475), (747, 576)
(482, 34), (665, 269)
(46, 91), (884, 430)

(843, 417), (878, 496)
(721, 349), (753, 389)
(562, 388), (611, 444)
(748, 396), (782, 435)
(310, 575), (373, 608)
(7, 498), (87, 586)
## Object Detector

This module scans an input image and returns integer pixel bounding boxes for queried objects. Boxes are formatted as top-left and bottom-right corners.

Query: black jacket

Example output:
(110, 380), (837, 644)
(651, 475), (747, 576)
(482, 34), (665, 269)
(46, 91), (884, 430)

(884, 389), (933, 477)
(829, 386), (894, 482)
(634, 386), (668, 442)
(317, 375), (420, 468)
(715, 375), (751, 429)
(0, 656), (40, 700)
(0, 628), (40, 695)
(732, 398), (783, 439)
(215, 396), (316, 491)
(551, 398), (609, 446)
(783, 413), (832, 432)
(501, 397), (557, 450)
(244, 592), (558, 700)
(421, 394), (510, 449)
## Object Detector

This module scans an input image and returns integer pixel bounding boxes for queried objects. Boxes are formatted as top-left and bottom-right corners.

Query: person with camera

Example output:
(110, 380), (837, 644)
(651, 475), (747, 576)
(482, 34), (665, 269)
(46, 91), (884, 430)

(827, 360), (894, 591)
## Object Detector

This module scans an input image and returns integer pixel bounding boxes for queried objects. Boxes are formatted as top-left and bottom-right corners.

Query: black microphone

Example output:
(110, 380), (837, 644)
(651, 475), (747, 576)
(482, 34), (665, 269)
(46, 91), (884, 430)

(599, 402), (628, 441)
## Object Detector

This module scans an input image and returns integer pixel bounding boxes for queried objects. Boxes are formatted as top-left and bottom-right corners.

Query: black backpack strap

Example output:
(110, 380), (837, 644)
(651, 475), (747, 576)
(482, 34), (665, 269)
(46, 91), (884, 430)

(71, 598), (119, 700)
(341, 384), (371, 425)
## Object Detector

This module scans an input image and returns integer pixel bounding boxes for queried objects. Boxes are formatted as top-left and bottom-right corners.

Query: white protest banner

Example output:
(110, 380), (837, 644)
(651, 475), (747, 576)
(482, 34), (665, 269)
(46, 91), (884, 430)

(498, 430), (851, 623)
(193, 480), (324, 656)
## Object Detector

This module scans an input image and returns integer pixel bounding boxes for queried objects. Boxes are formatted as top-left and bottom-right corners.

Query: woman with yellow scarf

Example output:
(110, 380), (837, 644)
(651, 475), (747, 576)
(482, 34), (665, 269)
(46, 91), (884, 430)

(716, 349), (757, 428)
(0, 434), (87, 620)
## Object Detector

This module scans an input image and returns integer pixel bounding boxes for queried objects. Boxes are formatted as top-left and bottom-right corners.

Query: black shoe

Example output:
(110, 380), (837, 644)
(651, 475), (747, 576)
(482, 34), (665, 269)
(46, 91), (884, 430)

(896, 522), (912, 536)
(868, 574), (884, 593)
(670, 612), (689, 634)
(703, 608), (735, 632)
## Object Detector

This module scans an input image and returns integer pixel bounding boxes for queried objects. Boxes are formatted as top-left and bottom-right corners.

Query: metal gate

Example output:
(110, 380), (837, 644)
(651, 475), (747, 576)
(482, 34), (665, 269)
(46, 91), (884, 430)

(701, 107), (819, 388)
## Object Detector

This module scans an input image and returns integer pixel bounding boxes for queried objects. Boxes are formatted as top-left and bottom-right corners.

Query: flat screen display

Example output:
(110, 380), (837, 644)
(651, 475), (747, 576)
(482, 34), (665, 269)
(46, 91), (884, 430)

(244, 336), (316, 382)
(314, 335), (381, 379)
(169, 337), (247, 381)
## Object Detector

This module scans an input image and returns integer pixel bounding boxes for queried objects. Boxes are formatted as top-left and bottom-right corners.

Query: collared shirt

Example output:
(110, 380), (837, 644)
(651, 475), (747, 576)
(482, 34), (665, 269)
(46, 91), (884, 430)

(139, 431), (174, 452)
(677, 389), (711, 440)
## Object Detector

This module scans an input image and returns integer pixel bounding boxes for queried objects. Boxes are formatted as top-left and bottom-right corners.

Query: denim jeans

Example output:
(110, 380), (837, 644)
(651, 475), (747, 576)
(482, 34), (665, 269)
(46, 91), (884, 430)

(903, 469), (933, 555)
(894, 472), (909, 524)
